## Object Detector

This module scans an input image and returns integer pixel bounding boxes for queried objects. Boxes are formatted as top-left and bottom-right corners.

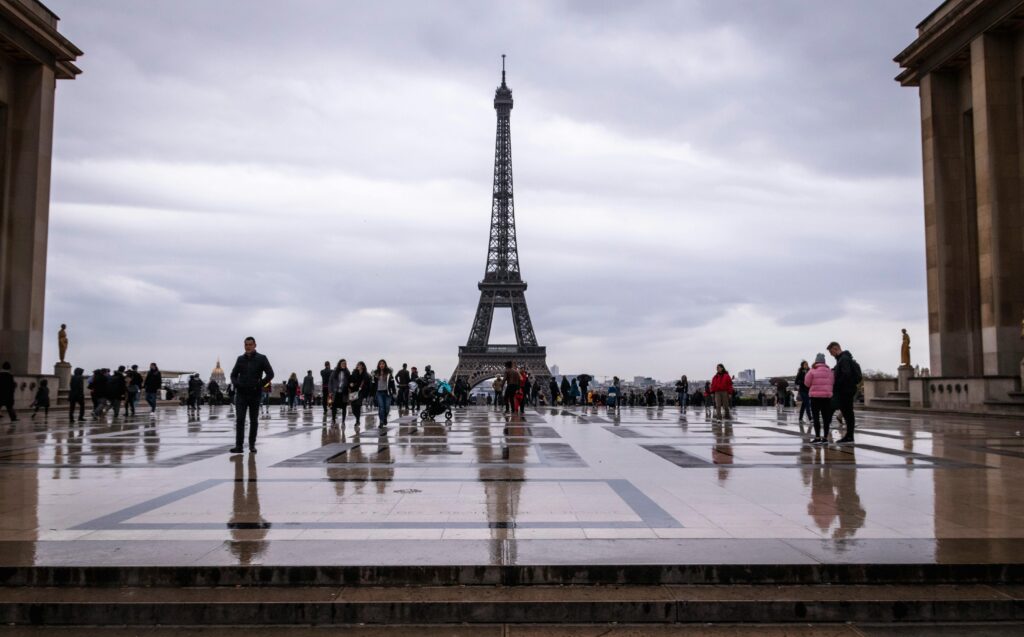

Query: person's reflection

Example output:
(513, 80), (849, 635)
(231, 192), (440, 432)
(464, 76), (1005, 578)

(476, 411), (523, 566)
(832, 447), (865, 540)
(143, 421), (160, 463)
(804, 447), (865, 541)
(371, 426), (394, 495)
(228, 453), (269, 565)
(711, 419), (734, 483)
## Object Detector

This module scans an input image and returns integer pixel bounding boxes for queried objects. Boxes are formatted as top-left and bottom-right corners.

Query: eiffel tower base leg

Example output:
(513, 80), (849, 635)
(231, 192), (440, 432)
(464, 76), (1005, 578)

(451, 347), (549, 394)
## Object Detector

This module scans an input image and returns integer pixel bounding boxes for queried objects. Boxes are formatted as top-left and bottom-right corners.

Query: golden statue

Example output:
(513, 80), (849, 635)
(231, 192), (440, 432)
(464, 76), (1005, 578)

(900, 328), (911, 367)
(58, 323), (68, 363)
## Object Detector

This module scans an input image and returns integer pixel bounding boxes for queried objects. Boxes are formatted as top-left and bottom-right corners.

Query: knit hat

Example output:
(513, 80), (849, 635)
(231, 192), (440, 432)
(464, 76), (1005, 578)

(814, 353), (826, 364)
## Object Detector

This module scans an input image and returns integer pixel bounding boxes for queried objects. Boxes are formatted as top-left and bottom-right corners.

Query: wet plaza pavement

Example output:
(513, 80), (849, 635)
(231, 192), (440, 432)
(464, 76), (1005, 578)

(1, 404), (1023, 567)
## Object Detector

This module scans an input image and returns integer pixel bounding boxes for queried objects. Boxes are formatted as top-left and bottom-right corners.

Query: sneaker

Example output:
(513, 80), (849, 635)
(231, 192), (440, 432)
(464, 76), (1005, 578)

(229, 447), (243, 454)
(249, 446), (257, 453)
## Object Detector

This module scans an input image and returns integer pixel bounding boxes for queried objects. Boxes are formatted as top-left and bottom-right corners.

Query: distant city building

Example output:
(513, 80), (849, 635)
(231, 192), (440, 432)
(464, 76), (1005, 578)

(737, 369), (756, 383)
(550, 364), (560, 377)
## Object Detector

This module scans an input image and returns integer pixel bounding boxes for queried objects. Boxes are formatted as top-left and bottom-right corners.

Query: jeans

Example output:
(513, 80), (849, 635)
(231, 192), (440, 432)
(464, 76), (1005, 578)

(677, 392), (687, 408)
(287, 393), (297, 409)
(235, 391), (261, 449)
(376, 390), (391, 425)
(127, 390), (139, 415)
(798, 389), (812, 421)
(145, 391), (158, 412)
(397, 386), (409, 409)
(810, 396), (834, 438)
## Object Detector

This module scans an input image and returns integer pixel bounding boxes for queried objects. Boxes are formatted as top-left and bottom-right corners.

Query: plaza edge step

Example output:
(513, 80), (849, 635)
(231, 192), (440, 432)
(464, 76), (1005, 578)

(4, 563), (1024, 587)
(1, 584), (1022, 625)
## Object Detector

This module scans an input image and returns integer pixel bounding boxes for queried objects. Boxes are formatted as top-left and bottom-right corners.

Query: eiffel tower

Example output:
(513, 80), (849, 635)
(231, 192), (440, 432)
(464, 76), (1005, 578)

(451, 57), (549, 389)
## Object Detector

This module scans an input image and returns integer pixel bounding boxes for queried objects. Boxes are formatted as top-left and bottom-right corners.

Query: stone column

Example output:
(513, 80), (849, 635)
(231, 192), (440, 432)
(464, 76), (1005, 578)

(920, 69), (983, 377)
(0, 64), (56, 375)
(970, 33), (1024, 377)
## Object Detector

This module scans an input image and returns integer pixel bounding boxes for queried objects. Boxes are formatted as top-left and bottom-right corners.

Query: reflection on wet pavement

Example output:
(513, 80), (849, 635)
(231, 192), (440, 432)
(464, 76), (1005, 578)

(0, 404), (1022, 565)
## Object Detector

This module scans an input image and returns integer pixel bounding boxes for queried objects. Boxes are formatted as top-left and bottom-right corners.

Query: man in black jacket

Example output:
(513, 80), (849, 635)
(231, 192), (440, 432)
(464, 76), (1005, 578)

(69, 367), (86, 422)
(108, 367), (128, 418)
(396, 364), (411, 410)
(0, 361), (16, 422)
(828, 341), (859, 444)
(229, 336), (274, 454)
(319, 361), (332, 415)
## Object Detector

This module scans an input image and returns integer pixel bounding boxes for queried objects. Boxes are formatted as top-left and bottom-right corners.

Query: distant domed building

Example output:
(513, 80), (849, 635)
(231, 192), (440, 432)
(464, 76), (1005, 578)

(210, 359), (226, 387)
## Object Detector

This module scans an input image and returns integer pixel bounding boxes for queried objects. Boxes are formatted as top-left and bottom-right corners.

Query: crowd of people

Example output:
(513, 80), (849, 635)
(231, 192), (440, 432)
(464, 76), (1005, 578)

(0, 335), (863, 449)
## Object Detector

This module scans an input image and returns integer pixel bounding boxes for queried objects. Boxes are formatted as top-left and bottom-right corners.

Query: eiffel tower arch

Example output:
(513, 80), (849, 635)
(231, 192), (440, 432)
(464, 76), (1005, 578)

(451, 57), (550, 390)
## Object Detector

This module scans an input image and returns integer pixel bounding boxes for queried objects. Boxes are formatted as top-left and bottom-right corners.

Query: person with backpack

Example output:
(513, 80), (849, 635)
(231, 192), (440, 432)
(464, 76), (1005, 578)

(827, 341), (861, 444)
(802, 353), (834, 444)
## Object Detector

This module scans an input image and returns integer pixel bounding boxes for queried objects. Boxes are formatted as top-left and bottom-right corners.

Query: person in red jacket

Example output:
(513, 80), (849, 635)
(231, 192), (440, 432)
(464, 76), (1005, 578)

(710, 364), (733, 421)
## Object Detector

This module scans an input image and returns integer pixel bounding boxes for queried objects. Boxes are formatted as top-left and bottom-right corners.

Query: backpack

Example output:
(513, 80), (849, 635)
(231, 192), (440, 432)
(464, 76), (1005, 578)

(850, 358), (863, 386)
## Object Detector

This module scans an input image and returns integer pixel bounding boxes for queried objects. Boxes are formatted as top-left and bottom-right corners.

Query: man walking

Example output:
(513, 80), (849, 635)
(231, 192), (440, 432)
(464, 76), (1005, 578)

(230, 336), (275, 454)
(396, 363), (411, 410)
(143, 363), (162, 416)
(503, 361), (518, 414)
(301, 370), (315, 409)
(320, 361), (332, 415)
(828, 341), (861, 445)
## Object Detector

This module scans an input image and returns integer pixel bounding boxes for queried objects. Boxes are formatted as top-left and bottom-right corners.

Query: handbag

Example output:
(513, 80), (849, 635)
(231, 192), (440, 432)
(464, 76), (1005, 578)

(348, 391), (359, 402)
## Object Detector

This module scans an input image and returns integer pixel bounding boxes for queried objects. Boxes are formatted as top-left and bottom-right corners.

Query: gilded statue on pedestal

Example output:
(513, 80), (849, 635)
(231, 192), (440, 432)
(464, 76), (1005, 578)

(900, 328), (911, 367)
(58, 324), (68, 363)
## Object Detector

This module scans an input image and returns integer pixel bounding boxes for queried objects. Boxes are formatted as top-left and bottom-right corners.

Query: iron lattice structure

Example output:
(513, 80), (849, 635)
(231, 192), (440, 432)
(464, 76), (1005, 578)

(451, 60), (549, 390)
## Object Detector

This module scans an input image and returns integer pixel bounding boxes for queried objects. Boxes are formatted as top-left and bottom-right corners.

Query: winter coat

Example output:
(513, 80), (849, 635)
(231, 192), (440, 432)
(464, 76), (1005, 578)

(320, 367), (333, 389)
(329, 367), (350, 395)
(230, 352), (275, 394)
(286, 378), (299, 397)
(143, 370), (162, 393)
(795, 368), (808, 392)
(549, 378), (560, 398)
(34, 385), (50, 407)
(560, 377), (570, 396)
(372, 368), (397, 396)
(803, 363), (834, 398)
(69, 372), (85, 400)
(833, 350), (858, 397)
(302, 374), (315, 395)
(348, 369), (369, 400)
(107, 372), (127, 401)
(710, 372), (733, 393)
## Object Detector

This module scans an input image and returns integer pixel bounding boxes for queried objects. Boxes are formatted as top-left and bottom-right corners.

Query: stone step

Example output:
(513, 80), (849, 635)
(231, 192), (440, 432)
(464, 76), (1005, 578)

(870, 396), (910, 407)
(4, 564), (1022, 588)
(2, 584), (1021, 625)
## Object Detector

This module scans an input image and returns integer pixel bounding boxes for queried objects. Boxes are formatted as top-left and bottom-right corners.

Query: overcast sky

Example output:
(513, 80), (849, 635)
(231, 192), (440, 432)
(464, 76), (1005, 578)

(41, 0), (937, 383)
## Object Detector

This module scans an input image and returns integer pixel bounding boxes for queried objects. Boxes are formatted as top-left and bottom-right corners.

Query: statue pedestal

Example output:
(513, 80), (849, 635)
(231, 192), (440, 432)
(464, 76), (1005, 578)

(54, 362), (71, 390)
(897, 365), (915, 392)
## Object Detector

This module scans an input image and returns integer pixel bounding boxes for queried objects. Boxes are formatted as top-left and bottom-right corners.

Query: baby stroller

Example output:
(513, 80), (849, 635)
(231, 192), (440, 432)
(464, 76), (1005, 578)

(418, 378), (453, 422)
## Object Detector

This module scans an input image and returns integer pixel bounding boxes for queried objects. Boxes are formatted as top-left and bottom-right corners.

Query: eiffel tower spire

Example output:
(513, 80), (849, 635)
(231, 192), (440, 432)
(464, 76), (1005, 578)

(451, 59), (549, 390)
(486, 53), (520, 282)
